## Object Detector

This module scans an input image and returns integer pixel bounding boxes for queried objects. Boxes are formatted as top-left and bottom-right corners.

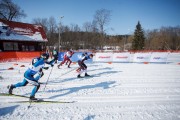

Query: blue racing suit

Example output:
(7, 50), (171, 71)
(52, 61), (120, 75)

(12, 57), (54, 97)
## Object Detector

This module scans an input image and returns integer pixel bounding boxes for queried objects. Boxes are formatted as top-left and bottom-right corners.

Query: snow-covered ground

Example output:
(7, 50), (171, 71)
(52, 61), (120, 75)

(0, 62), (180, 120)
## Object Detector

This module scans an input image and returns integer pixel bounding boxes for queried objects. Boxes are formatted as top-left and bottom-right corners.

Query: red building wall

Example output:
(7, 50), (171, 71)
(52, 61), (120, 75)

(0, 51), (43, 62)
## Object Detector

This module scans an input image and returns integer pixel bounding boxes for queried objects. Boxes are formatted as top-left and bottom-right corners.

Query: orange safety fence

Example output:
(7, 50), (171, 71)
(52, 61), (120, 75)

(0, 51), (43, 62)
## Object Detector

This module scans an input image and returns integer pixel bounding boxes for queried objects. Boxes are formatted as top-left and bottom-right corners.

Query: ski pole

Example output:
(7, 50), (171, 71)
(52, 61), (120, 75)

(43, 66), (53, 92)
(59, 67), (76, 77)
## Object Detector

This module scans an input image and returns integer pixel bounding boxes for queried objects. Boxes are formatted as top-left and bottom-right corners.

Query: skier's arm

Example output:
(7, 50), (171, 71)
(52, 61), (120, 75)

(81, 57), (87, 64)
(45, 59), (55, 67)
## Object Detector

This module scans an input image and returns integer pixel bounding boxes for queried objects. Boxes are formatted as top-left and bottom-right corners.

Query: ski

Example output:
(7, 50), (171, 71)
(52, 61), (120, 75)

(0, 93), (29, 98)
(0, 93), (76, 103)
(77, 75), (96, 79)
(7, 99), (76, 104)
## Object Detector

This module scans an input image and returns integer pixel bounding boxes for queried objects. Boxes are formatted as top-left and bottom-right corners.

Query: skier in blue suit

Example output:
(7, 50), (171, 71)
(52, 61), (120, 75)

(8, 53), (54, 100)
(76, 53), (93, 78)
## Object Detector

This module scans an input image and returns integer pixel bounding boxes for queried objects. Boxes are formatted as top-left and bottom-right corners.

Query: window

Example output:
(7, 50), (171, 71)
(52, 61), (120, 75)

(22, 45), (29, 51)
(29, 46), (35, 51)
(22, 45), (26, 51)
(3, 42), (19, 51)
(3, 42), (14, 50)
(14, 43), (18, 50)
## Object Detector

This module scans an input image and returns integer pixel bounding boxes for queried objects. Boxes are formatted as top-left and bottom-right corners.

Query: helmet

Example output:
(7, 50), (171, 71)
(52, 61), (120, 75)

(41, 53), (49, 60)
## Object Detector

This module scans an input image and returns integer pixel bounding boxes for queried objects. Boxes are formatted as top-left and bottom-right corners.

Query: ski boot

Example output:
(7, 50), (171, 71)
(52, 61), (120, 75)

(85, 73), (90, 77)
(8, 85), (14, 94)
(57, 64), (60, 69)
(77, 74), (83, 78)
(29, 96), (38, 101)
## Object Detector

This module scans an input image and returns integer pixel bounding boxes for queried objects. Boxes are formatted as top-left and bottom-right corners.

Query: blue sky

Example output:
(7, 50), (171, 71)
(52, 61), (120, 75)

(13, 0), (180, 35)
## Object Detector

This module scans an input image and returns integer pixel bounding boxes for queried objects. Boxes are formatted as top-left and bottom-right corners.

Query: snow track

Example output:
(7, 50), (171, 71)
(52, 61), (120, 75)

(0, 62), (180, 120)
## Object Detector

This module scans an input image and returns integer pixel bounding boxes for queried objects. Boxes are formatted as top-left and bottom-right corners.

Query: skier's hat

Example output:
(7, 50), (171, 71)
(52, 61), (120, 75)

(89, 54), (93, 58)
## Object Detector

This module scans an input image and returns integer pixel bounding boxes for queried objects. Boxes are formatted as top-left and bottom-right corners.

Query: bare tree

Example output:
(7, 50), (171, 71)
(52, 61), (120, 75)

(70, 23), (81, 32)
(47, 16), (58, 46)
(93, 9), (111, 49)
(145, 26), (180, 50)
(48, 16), (57, 34)
(83, 22), (92, 32)
(32, 18), (48, 33)
(0, 0), (26, 21)
(93, 8), (111, 34)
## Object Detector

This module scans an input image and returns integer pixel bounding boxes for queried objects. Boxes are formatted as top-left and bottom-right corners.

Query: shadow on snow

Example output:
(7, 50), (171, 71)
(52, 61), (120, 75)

(84, 115), (96, 120)
(88, 67), (112, 72)
(0, 105), (19, 117)
(48, 81), (117, 99)
(49, 68), (121, 84)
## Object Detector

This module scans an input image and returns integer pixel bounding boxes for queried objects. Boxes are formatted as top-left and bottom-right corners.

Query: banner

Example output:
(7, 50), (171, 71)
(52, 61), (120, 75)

(58, 52), (65, 61)
(133, 53), (151, 62)
(112, 53), (130, 62)
(150, 52), (169, 63)
(95, 53), (113, 62)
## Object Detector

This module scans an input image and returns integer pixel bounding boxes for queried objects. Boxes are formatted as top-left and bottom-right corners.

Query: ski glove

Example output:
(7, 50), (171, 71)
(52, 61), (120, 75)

(43, 67), (49, 70)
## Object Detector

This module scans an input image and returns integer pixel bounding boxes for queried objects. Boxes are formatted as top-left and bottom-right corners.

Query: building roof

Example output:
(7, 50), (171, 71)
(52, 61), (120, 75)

(0, 19), (47, 42)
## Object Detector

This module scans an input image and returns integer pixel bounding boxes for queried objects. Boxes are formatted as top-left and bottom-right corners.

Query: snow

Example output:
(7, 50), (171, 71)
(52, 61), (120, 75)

(0, 62), (180, 120)
(0, 21), (47, 42)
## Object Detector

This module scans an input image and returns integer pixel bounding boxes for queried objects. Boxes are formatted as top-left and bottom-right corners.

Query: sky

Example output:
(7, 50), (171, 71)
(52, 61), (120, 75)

(13, 0), (180, 35)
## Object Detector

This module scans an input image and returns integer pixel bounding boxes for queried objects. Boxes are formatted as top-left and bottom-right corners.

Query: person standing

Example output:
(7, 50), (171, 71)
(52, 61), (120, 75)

(8, 53), (54, 100)
(52, 47), (59, 64)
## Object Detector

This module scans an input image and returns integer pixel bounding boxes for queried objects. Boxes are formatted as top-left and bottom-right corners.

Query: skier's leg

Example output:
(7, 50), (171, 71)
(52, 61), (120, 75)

(24, 72), (41, 100)
(8, 79), (28, 94)
(82, 63), (90, 76)
(58, 57), (67, 68)
(62, 57), (68, 65)
(68, 59), (72, 68)
(30, 82), (40, 100)
(65, 60), (69, 65)
(77, 61), (86, 78)
(55, 56), (58, 63)
(13, 78), (29, 87)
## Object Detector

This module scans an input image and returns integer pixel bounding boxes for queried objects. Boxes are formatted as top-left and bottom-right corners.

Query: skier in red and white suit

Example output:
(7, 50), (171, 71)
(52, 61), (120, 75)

(57, 50), (74, 68)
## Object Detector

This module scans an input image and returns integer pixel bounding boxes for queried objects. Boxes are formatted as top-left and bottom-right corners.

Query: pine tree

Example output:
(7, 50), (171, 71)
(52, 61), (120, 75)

(132, 21), (145, 50)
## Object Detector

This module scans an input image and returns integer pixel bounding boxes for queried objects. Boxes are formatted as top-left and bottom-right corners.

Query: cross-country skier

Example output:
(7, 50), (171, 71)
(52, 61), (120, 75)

(52, 46), (59, 64)
(8, 53), (54, 100)
(57, 50), (74, 68)
(76, 53), (93, 78)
